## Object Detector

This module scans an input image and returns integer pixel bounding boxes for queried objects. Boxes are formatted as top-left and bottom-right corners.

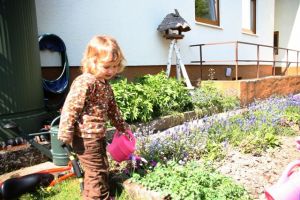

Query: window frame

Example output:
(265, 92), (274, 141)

(195, 0), (220, 26)
(242, 0), (256, 34)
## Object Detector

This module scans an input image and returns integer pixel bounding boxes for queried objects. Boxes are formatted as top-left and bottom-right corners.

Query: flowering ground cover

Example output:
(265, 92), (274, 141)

(127, 95), (300, 199)
(136, 95), (299, 162)
(19, 93), (300, 199)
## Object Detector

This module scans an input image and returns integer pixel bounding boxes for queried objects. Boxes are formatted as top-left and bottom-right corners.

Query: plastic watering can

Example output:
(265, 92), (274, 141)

(265, 159), (300, 200)
(107, 130), (136, 162)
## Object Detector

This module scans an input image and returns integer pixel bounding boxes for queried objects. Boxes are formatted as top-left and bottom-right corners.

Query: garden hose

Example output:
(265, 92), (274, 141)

(61, 144), (84, 192)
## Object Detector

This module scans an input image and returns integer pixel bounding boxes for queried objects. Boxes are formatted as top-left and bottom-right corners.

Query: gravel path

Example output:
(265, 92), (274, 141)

(215, 134), (300, 200)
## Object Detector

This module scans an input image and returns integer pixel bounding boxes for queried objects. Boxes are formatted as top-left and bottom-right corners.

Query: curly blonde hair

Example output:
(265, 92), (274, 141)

(81, 35), (125, 74)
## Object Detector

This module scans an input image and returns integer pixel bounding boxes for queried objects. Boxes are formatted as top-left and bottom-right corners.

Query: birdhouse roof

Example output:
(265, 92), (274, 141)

(157, 9), (191, 32)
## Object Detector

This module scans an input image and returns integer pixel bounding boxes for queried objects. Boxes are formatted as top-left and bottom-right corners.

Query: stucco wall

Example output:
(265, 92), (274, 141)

(35, 0), (275, 68)
(275, 0), (300, 67)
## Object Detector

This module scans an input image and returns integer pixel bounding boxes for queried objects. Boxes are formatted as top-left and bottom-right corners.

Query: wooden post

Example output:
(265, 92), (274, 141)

(200, 45), (203, 81)
(166, 39), (193, 89)
(235, 42), (239, 80)
(272, 46), (276, 76)
(286, 49), (289, 76)
(176, 55), (181, 80)
(297, 51), (299, 76)
(173, 42), (194, 89)
(256, 45), (260, 78)
(166, 40), (175, 77)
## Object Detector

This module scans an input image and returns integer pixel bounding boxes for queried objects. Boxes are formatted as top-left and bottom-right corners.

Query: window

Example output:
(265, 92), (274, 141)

(195, 0), (220, 26)
(242, 0), (256, 34)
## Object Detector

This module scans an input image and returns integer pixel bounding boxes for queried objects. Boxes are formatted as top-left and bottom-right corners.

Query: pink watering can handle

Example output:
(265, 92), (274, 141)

(277, 159), (300, 184)
(114, 130), (136, 144)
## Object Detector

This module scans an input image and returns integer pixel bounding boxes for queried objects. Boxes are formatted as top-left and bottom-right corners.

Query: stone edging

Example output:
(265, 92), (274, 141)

(106, 110), (200, 140)
(122, 180), (167, 200)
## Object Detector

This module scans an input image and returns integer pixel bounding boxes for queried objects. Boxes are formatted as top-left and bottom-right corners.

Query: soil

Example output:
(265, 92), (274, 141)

(0, 142), (50, 176)
(215, 133), (300, 200)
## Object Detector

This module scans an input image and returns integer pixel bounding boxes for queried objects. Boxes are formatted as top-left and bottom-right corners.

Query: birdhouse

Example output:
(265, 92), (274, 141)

(157, 9), (194, 89)
(157, 9), (191, 40)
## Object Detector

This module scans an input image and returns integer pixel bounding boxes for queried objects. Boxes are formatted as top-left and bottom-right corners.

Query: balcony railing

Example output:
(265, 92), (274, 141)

(190, 41), (300, 80)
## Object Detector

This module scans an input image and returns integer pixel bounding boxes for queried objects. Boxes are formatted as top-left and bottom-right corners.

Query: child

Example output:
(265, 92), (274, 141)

(58, 35), (129, 199)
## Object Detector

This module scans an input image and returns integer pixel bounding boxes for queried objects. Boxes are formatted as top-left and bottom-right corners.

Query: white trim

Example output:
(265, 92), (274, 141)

(241, 31), (258, 37)
(194, 21), (223, 30)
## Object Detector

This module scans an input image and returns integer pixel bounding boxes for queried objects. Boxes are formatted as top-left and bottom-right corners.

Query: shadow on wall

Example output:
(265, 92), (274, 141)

(0, 53), (14, 115)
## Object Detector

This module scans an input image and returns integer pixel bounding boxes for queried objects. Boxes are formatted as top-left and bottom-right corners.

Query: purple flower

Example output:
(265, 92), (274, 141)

(150, 160), (157, 167)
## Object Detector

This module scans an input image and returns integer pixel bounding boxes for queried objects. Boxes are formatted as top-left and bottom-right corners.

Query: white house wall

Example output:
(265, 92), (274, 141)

(275, 0), (300, 67)
(35, 0), (275, 67)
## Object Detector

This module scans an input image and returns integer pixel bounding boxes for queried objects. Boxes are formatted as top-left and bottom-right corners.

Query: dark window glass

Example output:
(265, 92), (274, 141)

(195, 0), (219, 26)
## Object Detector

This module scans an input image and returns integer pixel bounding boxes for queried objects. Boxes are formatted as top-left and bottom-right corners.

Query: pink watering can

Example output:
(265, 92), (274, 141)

(107, 130), (136, 162)
(265, 138), (300, 200)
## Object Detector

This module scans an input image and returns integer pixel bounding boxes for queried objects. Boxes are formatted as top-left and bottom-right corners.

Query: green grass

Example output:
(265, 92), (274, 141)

(19, 176), (130, 200)
(20, 178), (81, 200)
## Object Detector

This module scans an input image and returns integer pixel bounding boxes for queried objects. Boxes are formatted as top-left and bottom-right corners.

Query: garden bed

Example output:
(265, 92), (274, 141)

(119, 134), (300, 200)
(0, 143), (50, 175)
(118, 95), (300, 200)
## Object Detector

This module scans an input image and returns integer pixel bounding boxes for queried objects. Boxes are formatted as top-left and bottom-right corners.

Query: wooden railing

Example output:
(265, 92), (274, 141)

(190, 41), (300, 80)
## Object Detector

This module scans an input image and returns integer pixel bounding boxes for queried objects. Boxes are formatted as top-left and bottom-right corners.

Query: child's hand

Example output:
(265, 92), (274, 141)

(58, 137), (72, 145)
(123, 129), (134, 141)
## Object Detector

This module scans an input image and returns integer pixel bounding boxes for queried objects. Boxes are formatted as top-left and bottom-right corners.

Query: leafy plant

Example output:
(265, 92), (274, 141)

(131, 161), (251, 200)
(135, 72), (193, 117)
(283, 106), (300, 125)
(112, 79), (153, 122)
(112, 72), (193, 123)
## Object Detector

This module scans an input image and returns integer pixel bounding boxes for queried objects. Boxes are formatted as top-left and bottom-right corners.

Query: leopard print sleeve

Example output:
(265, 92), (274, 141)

(58, 74), (92, 144)
(107, 84), (127, 133)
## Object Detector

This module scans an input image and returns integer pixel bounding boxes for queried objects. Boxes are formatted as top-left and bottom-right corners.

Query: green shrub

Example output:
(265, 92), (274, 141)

(112, 79), (153, 122)
(112, 72), (193, 123)
(135, 72), (193, 117)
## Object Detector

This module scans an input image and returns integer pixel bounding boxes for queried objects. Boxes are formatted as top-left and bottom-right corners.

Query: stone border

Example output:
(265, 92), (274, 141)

(106, 110), (200, 140)
(123, 180), (167, 200)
